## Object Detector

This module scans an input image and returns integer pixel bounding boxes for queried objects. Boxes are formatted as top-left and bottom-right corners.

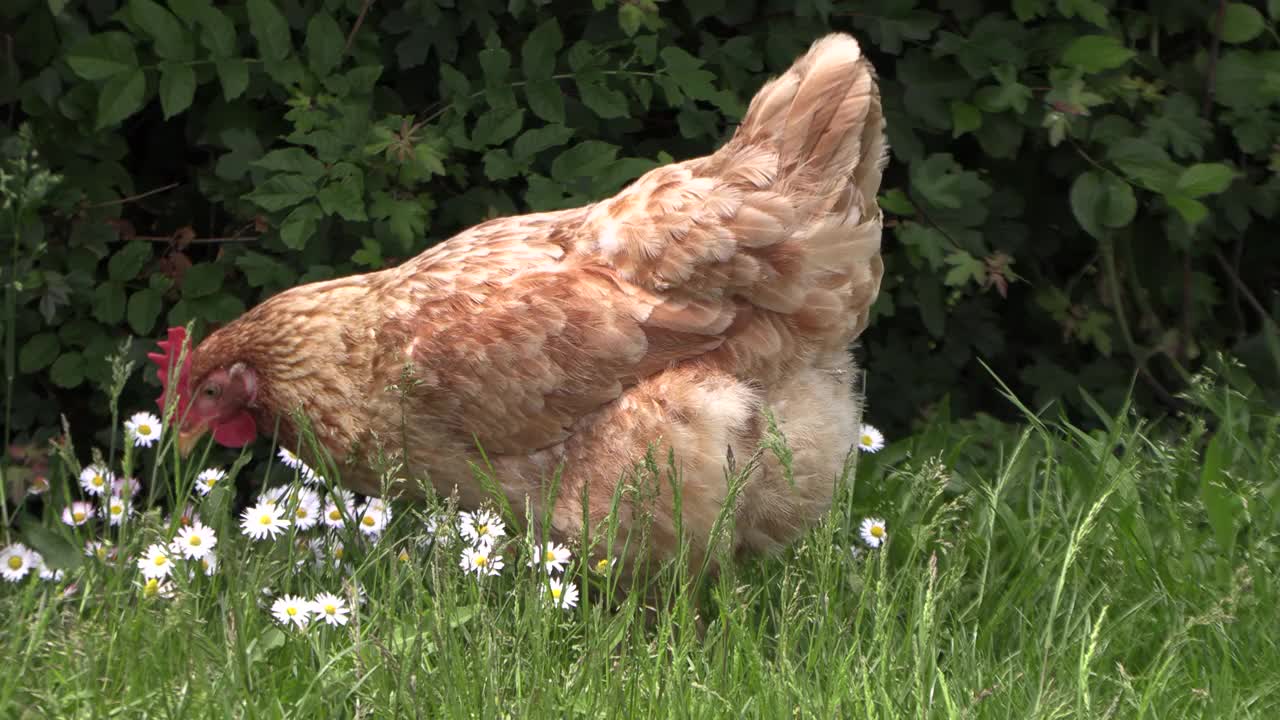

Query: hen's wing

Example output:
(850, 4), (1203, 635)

(387, 33), (884, 456)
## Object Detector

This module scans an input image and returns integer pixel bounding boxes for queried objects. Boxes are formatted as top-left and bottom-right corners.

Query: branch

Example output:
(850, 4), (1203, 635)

(1203, 0), (1228, 115)
(88, 182), (180, 208)
(1212, 248), (1279, 331)
(345, 0), (376, 55)
(134, 235), (258, 244)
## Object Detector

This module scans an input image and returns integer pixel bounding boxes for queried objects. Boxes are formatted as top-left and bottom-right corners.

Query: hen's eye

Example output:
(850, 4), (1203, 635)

(202, 384), (220, 398)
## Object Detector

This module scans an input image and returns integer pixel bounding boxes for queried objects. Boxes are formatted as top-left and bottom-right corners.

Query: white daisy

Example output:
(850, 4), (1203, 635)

(102, 495), (133, 526)
(355, 499), (390, 537)
(460, 509), (505, 548)
(309, 537), (347, 569)
(197, 553), (218, 576)
(85, 540), (110, 561)
(459, 546), (504, 577)
(112, 476), (142, 497)
(240, 501), (290, 541)
(311, 592), (350, 626)
(857, 424), (885, 453)
(277, 447), (303, 469)
(592, 556), (617, 575)
(529, 541), (571, 574)
(1, 543), (37, 582)
(140, 576), (174, 599)
(124, 411), (162, 448)
(194, 468), (226, 495)
(271, 594), (312, 629)
(259, 484), (291, 506)
(137, 542), (175, 580)
(288, 487), (322, 531)
(321, 498), (353, 530)
(78, 465), (114, 496)
(171, 522), (217, 560)
(545, 577), (579, 610)
(859, 517), (888, 548)
(422, 512), (453, 542)
(61, 500), (95, 527)
(299, 464), (323, 486)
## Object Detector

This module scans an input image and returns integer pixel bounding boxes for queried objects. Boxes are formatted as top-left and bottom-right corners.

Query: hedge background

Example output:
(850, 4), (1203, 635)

(2, 0), (1278, 453)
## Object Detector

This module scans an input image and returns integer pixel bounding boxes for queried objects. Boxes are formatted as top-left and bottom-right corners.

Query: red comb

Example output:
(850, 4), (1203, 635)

(146, 326), (192, 416)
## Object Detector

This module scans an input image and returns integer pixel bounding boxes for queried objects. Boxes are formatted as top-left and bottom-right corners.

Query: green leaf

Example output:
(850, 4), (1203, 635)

(96, 69), (147, 129)
(483, 149), (520, 181)
(215, 58), (249, 100)
(660, 47), (717, 101)
(1107, 138), (1180, 192)
(158, 62), (196, 118)
(108, 241), (152, 281)
(576, 79), (629, 119)
(182, 264), (225, 299)
(1219, 3), (1265, 44)
(92, 282), (127, 324)
(254, 148), (326, 176)
(18, 333), (60, 373)
(1061, 35), (1134, 73)
(20, 521), (83, 572)
(1166, 194), (1209, 225)
(521, 19), (562, 79)
(305, 14), (344, 76)
(370, 195), (428, 248)
(1070, 171), (1136, 238)
(943, 250), (985, 288)
(878, 189), (916, 216)
(280, 202), (322, 249)
(472, 108), (525, 147)
(127, 288), (164, 335)
(1176, 163), (1236, 198)
(351, 237), (383, 268)
(317, 163), (366, 221)
(950, 101), (982, 137)
(909, 154), (991, 211)
(236, 250), (294, 288)
(245, 174), (316, 211)
(130, 0), (192, 61)
(247, 0), (291, 62)
(198, 293), (246, 323)
(551, 141), (620, 182)
(513, 124), (574, 161)
(1200, 433), (1237, 556)
(196, 5), (237, 56)
(525, 80), (565, 123)
(1057, 0), (1109, 28)
(49, 351), (85, 388)
(66, 32), (138, 80)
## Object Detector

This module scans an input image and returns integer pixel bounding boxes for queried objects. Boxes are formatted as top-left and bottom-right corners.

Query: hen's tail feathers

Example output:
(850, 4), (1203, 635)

(733, 33), (887, 216)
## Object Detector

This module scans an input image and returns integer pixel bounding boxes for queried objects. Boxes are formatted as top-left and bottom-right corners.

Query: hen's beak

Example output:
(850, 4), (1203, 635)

(177, 426), (208, 457)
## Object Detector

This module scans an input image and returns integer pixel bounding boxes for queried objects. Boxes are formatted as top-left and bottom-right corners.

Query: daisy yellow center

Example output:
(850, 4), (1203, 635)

(362, 515), (375, 527)
(143, 579), (159, 596)
(551, 587), (562, 599)
(328, 509), (342, 520)
(286, 606), (297, 617)
(474, 554), (488, 567)
(138, 424), (153, 436)
(153, 555), (168, 567)
(476, 524), (488, 535)
(596, 559), (609, 571)
(323, 603), (336, 614)
(72, 510), (86, 522)
(95, 548), (108, 560)
(398, 550), (410, 562)
(7, 556), (22, 570)
(544, 550), (556, 562)
(296, 508), (308, 519)
(334, 547), (344, 559)
(110, 504), (122, 514)
(189, 536), (202, 547)
(201, 559), (210, 570)
(92, 476), (104, 487)
(861, 434), (873, 445)
(259, 514), (274, 526)
(870, 525), (885, 538)
(206, 478), (217, 487)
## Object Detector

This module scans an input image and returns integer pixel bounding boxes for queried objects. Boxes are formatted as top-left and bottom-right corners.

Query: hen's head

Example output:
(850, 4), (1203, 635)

(148, 326), (259, 454)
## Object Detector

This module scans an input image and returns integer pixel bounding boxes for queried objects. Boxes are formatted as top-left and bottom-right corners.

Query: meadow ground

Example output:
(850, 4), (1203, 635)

(1, 359), (1276, 719)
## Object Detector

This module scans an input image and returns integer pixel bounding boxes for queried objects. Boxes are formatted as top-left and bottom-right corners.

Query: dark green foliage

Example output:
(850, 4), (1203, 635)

(1, 0), (1278, 444)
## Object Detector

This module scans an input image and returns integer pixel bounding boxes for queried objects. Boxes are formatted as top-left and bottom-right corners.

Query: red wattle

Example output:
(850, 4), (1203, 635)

(211, 412), (258, 447)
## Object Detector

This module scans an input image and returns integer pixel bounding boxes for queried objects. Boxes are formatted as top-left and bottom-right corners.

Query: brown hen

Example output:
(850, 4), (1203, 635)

(151, 33), (887, 576)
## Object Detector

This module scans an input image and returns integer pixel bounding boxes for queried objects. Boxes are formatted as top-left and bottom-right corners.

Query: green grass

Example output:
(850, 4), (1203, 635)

(1, 359), (1277, 719)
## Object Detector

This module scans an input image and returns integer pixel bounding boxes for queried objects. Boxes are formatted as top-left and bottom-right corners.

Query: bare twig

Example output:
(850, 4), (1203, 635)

(134, 235), (259, 244)
(88, 182), (180, 208)
(1212, 248), (1279, 331)
(1203, 0), (1227, 115)
(345, 0), (377, 55)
